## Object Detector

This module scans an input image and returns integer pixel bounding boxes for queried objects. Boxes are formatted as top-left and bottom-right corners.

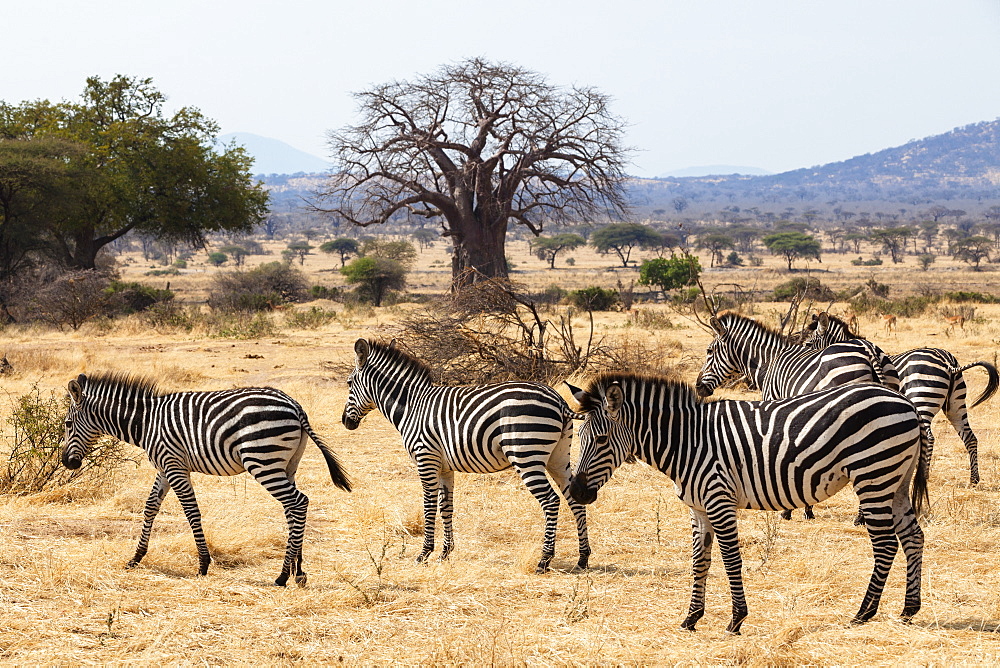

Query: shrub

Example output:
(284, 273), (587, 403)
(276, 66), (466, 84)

(26, 270), (111, 330)
(638, 253), (701, 298)
(341, 257), (407, 307)
(105, 281), (174, 315)
(285, 306), (339, 329)
(208, 262), (309, 312)
(942, 291), (1000, 304)
(917, 254), (935, 271)
(569, 286), (619, 311)
(535, 284), (568, 306)
(772, 277), (834, 302)
(0, 385), (138, 495)
(310, 285), (343, 301)
(208, 251), (228, 266)
(850, 256), (883, 266)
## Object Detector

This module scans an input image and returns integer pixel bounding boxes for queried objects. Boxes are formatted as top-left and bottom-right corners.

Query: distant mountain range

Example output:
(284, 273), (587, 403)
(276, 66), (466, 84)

(251, 119), (1000, 214)
(218, 133), (330, 176)
(657, 165), (772, 178)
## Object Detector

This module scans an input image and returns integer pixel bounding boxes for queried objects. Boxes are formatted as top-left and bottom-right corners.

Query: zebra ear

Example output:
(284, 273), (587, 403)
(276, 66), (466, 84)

(354, 339), (370, 368)
(388, 338), (397, 350)
(565, 381), (589, 407)
(606, 383), (624, 416)
(68, 378), (84, 404)
(817, 312), (830, 334)
(709, 316), (725, 335)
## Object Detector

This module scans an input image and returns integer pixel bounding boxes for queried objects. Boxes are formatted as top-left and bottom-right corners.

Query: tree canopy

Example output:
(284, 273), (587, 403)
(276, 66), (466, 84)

(762, 231), (822, 270)
(591, 223), (661, 267)
(531, 233), (586, 269)
(318, 58), (630, 289)
(0, 75), (269, 272)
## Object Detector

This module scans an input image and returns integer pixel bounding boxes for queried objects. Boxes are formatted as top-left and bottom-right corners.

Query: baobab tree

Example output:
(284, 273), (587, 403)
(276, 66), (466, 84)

(317, 58), (630, 289)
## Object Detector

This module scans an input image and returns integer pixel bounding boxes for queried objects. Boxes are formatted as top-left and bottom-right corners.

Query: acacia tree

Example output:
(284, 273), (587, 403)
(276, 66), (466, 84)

(531, 233), (586, 269)
(762, 231), (822, 270)
(591, 223), (662, 267)
(318, 58), (630, 289)
(3, 76), (269, 270)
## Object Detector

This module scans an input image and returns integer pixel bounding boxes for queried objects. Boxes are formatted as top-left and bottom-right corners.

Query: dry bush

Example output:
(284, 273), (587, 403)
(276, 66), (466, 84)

(383, 276), (675, 384)
(0, 385), (139, 495)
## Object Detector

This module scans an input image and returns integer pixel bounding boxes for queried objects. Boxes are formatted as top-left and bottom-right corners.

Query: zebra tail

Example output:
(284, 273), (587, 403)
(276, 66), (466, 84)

(955, 361), (1000, 409)
(911, 419), (932, 521)
(303, 418), (352, 492)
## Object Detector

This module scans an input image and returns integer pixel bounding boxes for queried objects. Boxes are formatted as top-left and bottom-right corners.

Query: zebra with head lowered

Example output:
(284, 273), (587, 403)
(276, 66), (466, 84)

(61, 372), (351, 585)
(694, 312), (902, 520)
(341, 339), (589, 573)
(798, 311), (999, 484)
(568, 373), (929, 634)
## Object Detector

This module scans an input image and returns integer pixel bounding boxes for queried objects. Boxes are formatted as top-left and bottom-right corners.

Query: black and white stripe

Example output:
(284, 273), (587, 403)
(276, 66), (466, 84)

(61, 372), (351, 585)
(799, 312), (999, 484)
(568, 374), (929, 633)
(341, 339), (589, 573)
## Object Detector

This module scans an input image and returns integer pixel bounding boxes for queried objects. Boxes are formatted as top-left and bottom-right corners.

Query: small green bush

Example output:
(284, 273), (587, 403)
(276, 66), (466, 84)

(569, 286), (619, 311)
(285, 306), (339, 329)
(535, 285), (568, 305)
(209, 262), (309, 312)
(105, 281), (174, 315)
(772, 277), (834, 302)
(850, 256), (883, 266)
(0, 385), (138, 495)
(942, 291), (1000, 304)
(145, 267), (180, 277)
(310, 285), (343, 301)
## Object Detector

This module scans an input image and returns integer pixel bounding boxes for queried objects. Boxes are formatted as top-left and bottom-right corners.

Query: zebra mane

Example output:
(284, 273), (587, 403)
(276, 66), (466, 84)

(82, 370), (162, 397)
(577, 370), (696, 411)
(716, 312), (794, 343)
(366, 339), (434, 384)
(810, 313), (865, 340)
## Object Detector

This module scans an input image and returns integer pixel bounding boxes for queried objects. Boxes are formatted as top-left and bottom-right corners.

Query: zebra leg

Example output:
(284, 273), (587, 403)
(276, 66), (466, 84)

(438, 470), (455, 561)
(851, 501), (900, 624)
(780, 505), (814, 521)
(944, 382), (980, 484)
(545, 433), (591, 570)
(511, 461), (562, 573)
(707, 503), (748, 634)
(164, 469), (212, 576)
(415, 470), (440, 564)
(127, 472), (169, 569)
(681, 508), (713, 631)
(893, 498), (924, 622)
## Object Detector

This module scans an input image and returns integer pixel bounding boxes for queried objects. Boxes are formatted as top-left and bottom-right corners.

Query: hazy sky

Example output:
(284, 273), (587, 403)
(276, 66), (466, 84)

(5, 0), (999, 176)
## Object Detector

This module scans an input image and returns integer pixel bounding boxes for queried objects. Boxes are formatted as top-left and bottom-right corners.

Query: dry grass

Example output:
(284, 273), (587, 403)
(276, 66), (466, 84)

(0, 243), (999, 663)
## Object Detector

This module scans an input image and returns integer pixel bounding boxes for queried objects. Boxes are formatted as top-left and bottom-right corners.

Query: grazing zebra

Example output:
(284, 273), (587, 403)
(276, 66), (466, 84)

(61, 372), (351, 585)
(568, 374), (929, 634)
(799, 311), (999, 484)
(695, 312), (901, 520)
(340, 339), (589, 573)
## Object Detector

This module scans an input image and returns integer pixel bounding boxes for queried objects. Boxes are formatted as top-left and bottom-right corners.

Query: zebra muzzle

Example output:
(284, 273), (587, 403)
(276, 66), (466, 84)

(341, 411), (360, 430)
(62, 449), (82, 470)
(569, 472), (597, 505)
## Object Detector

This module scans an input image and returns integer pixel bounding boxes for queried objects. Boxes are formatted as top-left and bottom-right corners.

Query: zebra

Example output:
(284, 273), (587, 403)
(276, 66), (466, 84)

(798, 311), (999, 484)
(60, 372), (352, 585)
(567, 373), (929, 634)
(340, 338), (590, 573)
(694, 312), (901, 521)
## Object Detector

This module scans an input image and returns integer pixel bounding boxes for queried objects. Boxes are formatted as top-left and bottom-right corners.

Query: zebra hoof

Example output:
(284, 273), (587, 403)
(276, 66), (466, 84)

(575, 554), (590, 571)
(294, 573), (308, 587)
(125, 560), (140, 570)
(900, 604), (920, 622)
(415, 551), (432, 565)
(680, 610), (703, 631)
(275, 573), (289, 587)
(779, 510), (792, 521)
(853, 512), (865, 526)
(535, 553), (554, 574)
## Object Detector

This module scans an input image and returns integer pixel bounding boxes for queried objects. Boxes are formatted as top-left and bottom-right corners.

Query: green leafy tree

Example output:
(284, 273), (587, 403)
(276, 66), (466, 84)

(411, 228), (437, 251)
(319, 237), (360, 267)
(286, 241), (312, 265)
(868, 227), (912, 264)
(531, 233), (586, 269)
(341, 256), (407, 307)
(696, 231), (735, 268)
(638, 253), (701, 299)
(954, 236), (992, 270)
(207, 252), (228, 267)
(1, 75), (269, 270)
(218, 245), (249, 267)
(360, 238), (418, 269)
(762, 231), (822, 270)
(591, 223), (662, 267)
(319, 58), (630, 289)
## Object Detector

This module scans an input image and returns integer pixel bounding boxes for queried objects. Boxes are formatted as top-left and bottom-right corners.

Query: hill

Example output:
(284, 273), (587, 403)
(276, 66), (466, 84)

(217, 132), (330, 176)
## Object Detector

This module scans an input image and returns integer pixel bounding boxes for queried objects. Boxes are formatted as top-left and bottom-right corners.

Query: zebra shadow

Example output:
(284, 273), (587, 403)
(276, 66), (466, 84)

(920, 619), (1000, 633)
(581, 563), (687, 578)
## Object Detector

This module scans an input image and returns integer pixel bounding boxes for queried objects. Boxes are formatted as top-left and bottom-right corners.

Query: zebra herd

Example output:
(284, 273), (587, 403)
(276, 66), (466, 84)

(57, 313), (996, 633)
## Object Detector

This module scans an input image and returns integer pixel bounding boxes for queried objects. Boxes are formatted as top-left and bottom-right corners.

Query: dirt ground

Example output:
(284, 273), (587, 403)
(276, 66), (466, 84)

(1, 238), (999, 664)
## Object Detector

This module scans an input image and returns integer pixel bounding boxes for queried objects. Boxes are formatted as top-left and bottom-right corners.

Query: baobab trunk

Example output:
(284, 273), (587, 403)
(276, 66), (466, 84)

(450, 218), (509, 288)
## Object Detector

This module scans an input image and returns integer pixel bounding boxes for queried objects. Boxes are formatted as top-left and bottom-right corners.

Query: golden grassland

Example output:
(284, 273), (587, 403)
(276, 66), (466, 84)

(1, 241), (1000, 664)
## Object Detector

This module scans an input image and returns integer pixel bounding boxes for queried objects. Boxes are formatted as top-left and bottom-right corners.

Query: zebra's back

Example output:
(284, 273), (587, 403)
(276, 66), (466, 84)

(151, 386), (308, 476)
(404, 382), (571, 474)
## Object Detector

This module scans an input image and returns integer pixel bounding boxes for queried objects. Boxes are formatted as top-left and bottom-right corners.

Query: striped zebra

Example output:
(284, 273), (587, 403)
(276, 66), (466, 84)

(798, 311), (999, 484)
(340, 339), (590, 573)
(61, 372), (351, 585)
(567, 374), (929, 633)
(695, 312), (902, 521)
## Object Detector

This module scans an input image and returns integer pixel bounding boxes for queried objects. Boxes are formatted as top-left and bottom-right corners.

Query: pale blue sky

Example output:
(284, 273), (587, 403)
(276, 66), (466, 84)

(5, 0), (999, 176)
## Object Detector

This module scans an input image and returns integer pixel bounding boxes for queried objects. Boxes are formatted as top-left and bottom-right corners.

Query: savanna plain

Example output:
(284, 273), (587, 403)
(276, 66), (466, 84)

(2, 240), (1000, 665)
